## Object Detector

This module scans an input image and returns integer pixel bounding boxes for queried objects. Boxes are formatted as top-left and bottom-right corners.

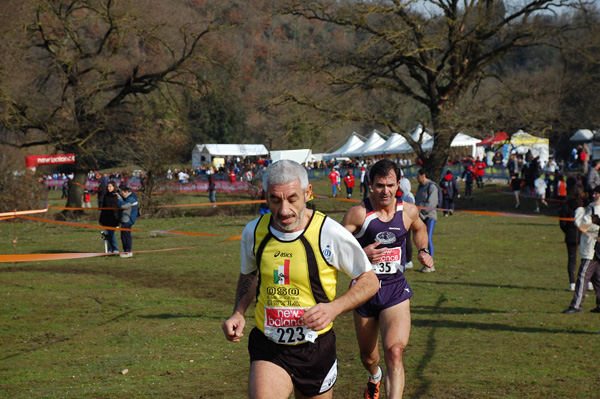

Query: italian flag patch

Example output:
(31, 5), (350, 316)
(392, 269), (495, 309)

(274, 259), (290, 285)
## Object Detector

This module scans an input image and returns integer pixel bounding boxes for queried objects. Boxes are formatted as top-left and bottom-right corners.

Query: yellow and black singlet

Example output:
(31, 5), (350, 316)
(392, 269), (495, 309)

(253, 211), (337, 345)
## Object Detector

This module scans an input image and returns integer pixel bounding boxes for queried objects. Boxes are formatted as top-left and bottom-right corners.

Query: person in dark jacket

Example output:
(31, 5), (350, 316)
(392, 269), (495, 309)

(118, 184), (139, 258)
(439, 170), (460, 217)
(97, 173), (109, 207)
(99, 181), (120, 254)
(559, 184), (586, 291)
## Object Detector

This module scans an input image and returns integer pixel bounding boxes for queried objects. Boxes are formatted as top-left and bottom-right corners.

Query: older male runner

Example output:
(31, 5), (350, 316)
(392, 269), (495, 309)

(222, 160), (379, 399)
(342, 159), (434, 399)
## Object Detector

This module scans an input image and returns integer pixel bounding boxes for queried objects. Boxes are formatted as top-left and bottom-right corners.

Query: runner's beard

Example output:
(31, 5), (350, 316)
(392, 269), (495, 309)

(273, 208), (305, 232)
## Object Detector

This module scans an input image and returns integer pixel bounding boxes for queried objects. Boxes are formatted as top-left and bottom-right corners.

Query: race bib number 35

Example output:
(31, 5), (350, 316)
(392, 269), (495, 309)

(263, 307), (318, 345)
(373, 247), (403, 274)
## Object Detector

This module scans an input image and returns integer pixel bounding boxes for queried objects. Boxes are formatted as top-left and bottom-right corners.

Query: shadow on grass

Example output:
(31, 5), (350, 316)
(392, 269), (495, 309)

(412, 294), (446, 398)
(412, 318), (596, 335)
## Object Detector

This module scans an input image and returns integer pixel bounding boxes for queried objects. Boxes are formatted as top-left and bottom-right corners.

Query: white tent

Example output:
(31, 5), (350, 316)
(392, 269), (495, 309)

(270, 149), (313, 164)
(192, 144), (269, 168)
(344, 130), (388, 157)
(377, 128), (482, 158)
(363, 133), (407, 156)
(449, 133), (484, 158)
(569, 129), (594, 142)
(385, 125), (434, 154)
(323, 132), (365, 161)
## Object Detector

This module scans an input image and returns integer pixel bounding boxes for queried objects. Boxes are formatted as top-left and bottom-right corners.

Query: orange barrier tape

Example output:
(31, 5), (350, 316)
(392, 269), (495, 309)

(0, 245), (201, 263)
(0, 207), (49, 218)
(17, 215), (217, 237)
(461, 210), (536, 218)
(0, 216), (16, 221)
(221, 234), (242, 242)
(0, 252), (108, 263)
(50, 199), (266, 211)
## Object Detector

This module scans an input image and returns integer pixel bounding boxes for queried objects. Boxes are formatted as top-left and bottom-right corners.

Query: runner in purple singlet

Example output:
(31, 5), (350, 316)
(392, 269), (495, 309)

(342, 159), (434, 399)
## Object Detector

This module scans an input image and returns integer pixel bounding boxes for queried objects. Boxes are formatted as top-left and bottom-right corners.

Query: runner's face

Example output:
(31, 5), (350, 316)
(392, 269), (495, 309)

(266, 179), (311, 232)
(371, 170), (399, 207)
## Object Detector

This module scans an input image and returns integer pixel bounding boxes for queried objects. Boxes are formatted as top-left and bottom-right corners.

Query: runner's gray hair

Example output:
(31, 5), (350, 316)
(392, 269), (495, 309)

(263, 160), (309, 191)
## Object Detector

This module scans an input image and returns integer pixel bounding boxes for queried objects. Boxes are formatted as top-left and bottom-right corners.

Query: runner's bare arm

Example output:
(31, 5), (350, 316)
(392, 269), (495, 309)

(404, 203), (434, 268)
(341, 202), (365, 234)
(301, 270), (379, 331)
(222, 271), (257, 342)
(342, 203), (386, 262)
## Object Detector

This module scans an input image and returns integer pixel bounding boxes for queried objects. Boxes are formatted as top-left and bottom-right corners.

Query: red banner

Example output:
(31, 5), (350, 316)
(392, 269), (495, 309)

(26, 154), (75, 168)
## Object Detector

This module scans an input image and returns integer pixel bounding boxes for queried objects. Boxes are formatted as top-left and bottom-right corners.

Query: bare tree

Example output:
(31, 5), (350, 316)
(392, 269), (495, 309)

(0, 0), (235, 210)
(278, 0), (593, 179)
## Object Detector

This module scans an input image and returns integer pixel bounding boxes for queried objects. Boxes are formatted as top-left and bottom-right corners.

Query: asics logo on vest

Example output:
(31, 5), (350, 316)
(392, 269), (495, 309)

(274, 251), (293, 257)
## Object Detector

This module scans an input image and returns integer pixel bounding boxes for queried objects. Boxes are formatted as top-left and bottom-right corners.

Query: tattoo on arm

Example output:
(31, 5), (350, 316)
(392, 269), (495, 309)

(234, 271), (257, 313)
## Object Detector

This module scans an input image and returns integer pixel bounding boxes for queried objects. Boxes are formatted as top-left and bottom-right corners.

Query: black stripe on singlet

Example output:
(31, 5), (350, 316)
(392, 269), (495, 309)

(254, 224), (273, 300)
(299, 235), (330, 304)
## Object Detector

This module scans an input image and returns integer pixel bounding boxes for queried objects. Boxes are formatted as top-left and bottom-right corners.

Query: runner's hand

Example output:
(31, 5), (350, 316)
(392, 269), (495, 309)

(364, 241), (386, 263)
(418, 251), (434, 269)
(222, 313), (246, 342)
(301, 303), (336, 332)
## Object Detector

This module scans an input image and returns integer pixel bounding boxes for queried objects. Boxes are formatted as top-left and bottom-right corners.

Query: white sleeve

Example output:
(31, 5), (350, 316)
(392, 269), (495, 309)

(321, 217), (372, 279)
(240, 219), (260, 274)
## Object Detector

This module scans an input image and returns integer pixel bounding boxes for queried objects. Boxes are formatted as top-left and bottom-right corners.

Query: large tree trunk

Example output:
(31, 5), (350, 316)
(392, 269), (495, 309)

(422, 112), (454, 183)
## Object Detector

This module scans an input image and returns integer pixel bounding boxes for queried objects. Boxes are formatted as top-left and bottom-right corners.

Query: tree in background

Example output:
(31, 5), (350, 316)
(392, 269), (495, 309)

(0, 0), (236, 211)
(279, 0), (594, 179)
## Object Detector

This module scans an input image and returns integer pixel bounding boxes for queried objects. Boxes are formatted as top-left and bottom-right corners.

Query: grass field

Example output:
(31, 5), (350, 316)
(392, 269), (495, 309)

(1, 178), (599, 398)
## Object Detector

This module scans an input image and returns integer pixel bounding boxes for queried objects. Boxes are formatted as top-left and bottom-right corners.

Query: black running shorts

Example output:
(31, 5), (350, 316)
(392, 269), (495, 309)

(248, 327), (337, 396)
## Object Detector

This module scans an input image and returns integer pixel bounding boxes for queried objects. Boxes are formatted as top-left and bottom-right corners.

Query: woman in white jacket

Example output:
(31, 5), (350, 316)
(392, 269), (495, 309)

(563, 187), (600, 313)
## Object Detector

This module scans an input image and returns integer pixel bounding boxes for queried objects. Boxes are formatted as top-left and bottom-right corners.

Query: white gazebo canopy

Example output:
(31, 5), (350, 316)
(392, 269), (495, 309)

(344, 130), (388, 157)
(323, 132), (365, 161)
(363, 133), (408, 156)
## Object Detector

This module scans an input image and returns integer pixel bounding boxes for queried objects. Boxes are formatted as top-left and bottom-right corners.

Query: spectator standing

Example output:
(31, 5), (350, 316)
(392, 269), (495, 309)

(461, 164), (475, 199)
(97, 173), (109, 207)
(118, 185), (138, 258)
(563, 185), (600, 313)
(208, 175), (216, 205)
(475, 157), (486, 188)
(556, 174), (568, 202)
(579, 146), (588, 175)
(586, 159), (600, 196)
(328, 168), (339, 197)
(559, 185), (586, 291)
(439, 170), (459, 217)
(343, 169), (355, 199)
(99, 181), (120, 254)
(229, 169), (237, 183)
(82, 189), (92, 208)
(61, 180), (68, 199)
(360, 167), (367, 196)
(362, 167), (370, 200)
(415, 169), (438, 272)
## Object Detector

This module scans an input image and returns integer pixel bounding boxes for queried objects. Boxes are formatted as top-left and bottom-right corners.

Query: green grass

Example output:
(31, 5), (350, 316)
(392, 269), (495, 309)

(1, 179), (599, 398)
